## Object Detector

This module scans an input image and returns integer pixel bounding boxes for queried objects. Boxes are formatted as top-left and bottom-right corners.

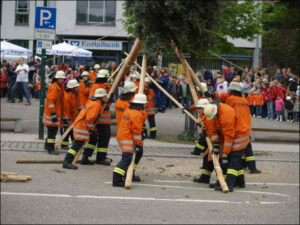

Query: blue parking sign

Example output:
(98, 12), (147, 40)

(35, 7), (56, 30)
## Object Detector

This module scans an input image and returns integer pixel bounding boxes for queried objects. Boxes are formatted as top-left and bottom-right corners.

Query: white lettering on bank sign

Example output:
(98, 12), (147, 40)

(68, 40), (122, 51)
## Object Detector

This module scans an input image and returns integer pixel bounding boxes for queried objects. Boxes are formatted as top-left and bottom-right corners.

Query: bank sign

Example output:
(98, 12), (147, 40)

(68, 39), (122, 51)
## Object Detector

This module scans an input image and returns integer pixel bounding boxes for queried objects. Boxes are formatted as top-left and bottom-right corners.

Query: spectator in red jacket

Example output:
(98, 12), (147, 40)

(266, 81), (278, 120)
(1, 65), (8, 97)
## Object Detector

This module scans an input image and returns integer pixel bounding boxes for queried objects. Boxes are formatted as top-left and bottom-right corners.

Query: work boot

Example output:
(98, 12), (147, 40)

(209, 180), (220, 189)
(112, 172), (125, 187)
(214, 185), (233, 192)
(48, 150), (59, 155)
(81, 154), (95, 165)
(193, 175), (210, 184)
(235, 179), (246, 188)
(132, 172), (141, 182)
(95, 153), (111, 166)
(250, 168), (262, 174)
(63, 162), (78, 169)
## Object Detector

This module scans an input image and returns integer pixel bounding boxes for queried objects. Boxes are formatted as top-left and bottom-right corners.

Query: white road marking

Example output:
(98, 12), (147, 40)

(104, 182), (291, 198)
(153, 180), (299, 186)
(0, 192), (246, 204)
(260, 202), (279, 205)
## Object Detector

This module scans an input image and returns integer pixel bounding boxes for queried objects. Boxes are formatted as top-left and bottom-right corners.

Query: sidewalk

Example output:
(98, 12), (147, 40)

(1, 132), (299, 154)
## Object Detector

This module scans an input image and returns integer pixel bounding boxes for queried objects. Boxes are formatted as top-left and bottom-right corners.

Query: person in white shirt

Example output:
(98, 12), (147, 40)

(11, 57), (31, 105)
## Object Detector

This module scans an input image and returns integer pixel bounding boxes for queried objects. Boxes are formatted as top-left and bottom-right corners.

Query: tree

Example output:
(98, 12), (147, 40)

(262, 0), (300, 74)
(122, 0), (262, 138)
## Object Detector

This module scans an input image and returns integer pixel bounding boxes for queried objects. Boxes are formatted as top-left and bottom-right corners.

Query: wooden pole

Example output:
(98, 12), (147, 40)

(71, 39), (143, 165)
(125, 54), (147, 190)
(172, 44), (229, 193)
(126, 53), (200, 124)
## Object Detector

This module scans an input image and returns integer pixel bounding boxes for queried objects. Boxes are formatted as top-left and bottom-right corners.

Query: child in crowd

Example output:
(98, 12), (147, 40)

(254, 89), (264, 118)
(275, 94), (284, 121)
(247, 89), (255, 117)
(285, 94), (294, 122)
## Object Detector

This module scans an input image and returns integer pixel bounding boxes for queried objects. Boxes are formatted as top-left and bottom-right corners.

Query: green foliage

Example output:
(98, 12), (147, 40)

(262, 1), (300, 73)
(123, 0), (262, 57)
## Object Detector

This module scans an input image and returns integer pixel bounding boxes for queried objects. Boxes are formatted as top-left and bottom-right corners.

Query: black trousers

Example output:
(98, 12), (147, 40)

(225, 150), (244, 189)
(201, 155), (214, 178)
(61, 128), (74, 148)
(96, 124), (111, 159)
(45, 126), (59, 151)
(143, 115), (156, 137)
(83, 131), (98, 157)
(243, 143), (257, 171)
(64, 140), (84, 163)
(113, 148), (144, 178)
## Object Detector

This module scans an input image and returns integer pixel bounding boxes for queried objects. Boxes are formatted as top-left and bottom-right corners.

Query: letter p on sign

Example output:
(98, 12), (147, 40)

(40, 10), (52, 26)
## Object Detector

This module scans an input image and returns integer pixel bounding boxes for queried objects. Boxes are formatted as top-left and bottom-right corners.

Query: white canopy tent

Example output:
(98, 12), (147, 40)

(36, 41), (92, 57)
(1, 40), (33, 63)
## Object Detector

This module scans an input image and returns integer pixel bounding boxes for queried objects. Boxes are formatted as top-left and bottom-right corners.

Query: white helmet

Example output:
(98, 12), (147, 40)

(54, 70), (66, 79)
(94, 64), (100, 69)
(94, 88), (107, 98)
(67, 79), (79, 89)
(131, 71), (140, 80)
(97, 69), (109, 78)
(81, 71), (89, 77)
(196, 98), (209, 108)
(204, 104), (218, 120)
(145, 77), (151, 83)
(132, 94), (147, 104)
(229, 82), (242, 92)
(123, 81), (137, 93)
(196, 82), (208, 92)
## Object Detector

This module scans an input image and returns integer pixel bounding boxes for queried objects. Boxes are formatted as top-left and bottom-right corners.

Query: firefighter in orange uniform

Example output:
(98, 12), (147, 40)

(63, 88), (107, 169)
(89, 64), (100, 82)
(143, 77), (157, 139)
(115, 81), (137, 127)
(78, 71), (91, 111)
(214, 82), (261, 174)
(43, 71), (65, 155)
(61, 80), (80, 150)
(204, 102), (250, 192)
(113, 94), (148, 187)
(85, 69), (112, 165)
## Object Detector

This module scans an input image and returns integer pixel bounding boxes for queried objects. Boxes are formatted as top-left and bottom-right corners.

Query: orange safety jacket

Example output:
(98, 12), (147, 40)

(247, 94), (255, 106)
(89, 82), (111, 125)
(89, 71), (97, 82)
(117, 108), (147, 153)
(145, 88), (156, 116)
(215, 92), (251, 129)
(212, 103), (250, 155)
(62, 90), (79, 123)
(78, 81), (90, 110)
(115, 95), (134, 127)
(73, 99), (103, 142)
(42, 82), (64, 127)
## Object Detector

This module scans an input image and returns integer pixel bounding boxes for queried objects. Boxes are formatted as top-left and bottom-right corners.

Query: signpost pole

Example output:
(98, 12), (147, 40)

(38, 0), (48, 140)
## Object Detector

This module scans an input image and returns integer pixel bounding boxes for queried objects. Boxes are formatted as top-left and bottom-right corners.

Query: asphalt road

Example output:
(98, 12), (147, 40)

(1, 151), (299, 224)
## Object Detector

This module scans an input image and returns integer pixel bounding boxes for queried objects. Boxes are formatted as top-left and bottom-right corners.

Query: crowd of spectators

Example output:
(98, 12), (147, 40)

(1, 58), (299, 123)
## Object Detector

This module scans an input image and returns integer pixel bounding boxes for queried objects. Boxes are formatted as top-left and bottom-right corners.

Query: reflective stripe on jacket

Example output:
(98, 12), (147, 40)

(78, 82), (90, 110)
(115, 97), (132, 127)
(63, 90), (78, 122)
(145, 88), (156, 116)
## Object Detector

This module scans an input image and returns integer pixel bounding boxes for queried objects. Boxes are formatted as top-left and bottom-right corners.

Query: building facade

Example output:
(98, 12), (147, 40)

(1, 0), (262, 68)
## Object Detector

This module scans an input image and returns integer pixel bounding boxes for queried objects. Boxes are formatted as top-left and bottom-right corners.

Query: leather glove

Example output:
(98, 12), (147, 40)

(51, 111), (58, 123)
(135, 144), (143, 153)
(181, 106), (189, 113)
(104, 105), (110, 111)
(212, 145), (220, 155)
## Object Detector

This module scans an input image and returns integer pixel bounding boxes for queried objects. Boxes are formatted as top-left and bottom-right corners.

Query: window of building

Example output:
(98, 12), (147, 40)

(15, 0), (29, 26)
(76, 0), (116, 25)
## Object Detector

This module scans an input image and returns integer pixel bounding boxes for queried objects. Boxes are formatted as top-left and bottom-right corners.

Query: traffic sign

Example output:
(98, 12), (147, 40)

(34, 7), (56, 40)
(36, 40), (52, 49)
